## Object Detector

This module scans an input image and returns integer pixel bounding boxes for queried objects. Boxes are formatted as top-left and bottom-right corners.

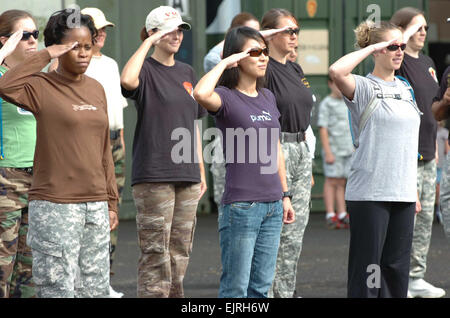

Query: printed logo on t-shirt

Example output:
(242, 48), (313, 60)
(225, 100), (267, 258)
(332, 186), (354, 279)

(17, 108), (33, 116)
(183, 82), (195, 99)
(72, 102), (98, 112)
(250, 111), (273, 122)
(429, 67), (438, 83)
(301, 77), (311, 88)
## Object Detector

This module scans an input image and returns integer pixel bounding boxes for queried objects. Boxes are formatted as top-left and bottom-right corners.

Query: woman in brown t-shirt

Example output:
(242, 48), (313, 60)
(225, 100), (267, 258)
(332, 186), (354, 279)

(0, 10), (118, 298)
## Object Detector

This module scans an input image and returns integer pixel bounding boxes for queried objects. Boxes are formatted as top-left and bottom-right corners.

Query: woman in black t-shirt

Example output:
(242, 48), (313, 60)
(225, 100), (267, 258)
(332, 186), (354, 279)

(391, 7), (445, 299)
(261, 8), (315, 298)
(120, 6), (207, 298)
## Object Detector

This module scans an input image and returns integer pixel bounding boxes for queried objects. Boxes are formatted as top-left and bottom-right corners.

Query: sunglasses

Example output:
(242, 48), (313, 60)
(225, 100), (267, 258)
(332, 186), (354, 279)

(386, 43), (406, 51)
(283, 28), (300, 36)
(6, 30), (39, 41)
(417, 25), (429, 32)
(248, 47), (269, 57)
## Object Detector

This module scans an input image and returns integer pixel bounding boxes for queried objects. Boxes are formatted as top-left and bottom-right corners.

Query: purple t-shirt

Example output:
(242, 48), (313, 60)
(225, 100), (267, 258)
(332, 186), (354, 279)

(212, 86), (282, 204)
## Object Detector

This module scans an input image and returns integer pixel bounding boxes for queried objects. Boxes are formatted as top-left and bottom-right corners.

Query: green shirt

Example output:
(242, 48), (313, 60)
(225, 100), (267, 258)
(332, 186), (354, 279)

(0, 65), (36, 167)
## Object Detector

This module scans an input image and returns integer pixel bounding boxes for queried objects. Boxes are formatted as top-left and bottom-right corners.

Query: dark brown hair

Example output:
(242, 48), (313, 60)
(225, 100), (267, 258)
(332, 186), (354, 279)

(390, 7), (424, 29)
(0, 10), (36, 48)
(140, 27), (149, 41)
(261, 8), (298, 30)
(219, 26), (268, 90)
(229, 12), (258, 30)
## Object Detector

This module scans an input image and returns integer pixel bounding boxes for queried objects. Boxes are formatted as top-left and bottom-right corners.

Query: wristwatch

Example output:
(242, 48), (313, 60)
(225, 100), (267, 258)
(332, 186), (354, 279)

(282, 191), (293, 200)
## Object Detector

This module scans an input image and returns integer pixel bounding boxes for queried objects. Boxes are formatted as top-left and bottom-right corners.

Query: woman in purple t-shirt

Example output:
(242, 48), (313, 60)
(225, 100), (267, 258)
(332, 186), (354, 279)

(194, 26), (295, 298)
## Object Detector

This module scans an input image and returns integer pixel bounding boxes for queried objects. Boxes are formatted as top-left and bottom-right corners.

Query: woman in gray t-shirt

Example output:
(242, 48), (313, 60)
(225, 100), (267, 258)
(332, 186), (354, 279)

(329, 20), (421, 298)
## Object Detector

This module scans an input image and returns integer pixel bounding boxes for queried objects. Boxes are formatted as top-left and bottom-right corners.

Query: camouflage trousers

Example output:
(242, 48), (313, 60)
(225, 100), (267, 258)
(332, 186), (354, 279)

(410, 159), (437, 279)
(210, 137), (225, 208)
(133, 182), (201, 298)
(269, 141), (312, 298)
(440, 153), (450, 239)
(110, 136), (126, 271)
(27, 200), (110, 298)
(0, 167), (35, 298)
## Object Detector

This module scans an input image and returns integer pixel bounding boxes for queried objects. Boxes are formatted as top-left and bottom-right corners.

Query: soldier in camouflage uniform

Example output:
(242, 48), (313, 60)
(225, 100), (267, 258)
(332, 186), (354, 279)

(0, 10), (119, 298)
(391, 8), (445, 298)
(0, 10), (39, 298)
(262, 8), (315, 298)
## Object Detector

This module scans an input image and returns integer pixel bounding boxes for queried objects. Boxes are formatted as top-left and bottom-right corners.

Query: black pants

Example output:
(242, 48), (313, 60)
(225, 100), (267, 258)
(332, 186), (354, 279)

(346, 201), (415, 298)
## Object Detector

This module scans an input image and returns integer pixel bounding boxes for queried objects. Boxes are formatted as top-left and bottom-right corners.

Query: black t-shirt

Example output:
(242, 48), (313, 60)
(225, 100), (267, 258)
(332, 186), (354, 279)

(265, 58), (314, 133)
(122, 57), (207, 185)
(396, 53), (440, 161)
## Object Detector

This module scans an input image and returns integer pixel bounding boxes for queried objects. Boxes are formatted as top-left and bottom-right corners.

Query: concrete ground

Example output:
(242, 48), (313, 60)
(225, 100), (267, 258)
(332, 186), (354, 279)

(110, 211), (450, 299)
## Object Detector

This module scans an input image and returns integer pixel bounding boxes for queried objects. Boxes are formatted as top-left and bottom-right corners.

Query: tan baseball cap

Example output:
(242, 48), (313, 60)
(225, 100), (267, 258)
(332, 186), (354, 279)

(145, 6), (191, 33)
(81, 7), (115, 29)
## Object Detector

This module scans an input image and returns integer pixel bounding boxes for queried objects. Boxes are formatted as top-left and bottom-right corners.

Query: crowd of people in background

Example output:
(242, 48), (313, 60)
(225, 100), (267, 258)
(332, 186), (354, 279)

(0, 4), (448, 299)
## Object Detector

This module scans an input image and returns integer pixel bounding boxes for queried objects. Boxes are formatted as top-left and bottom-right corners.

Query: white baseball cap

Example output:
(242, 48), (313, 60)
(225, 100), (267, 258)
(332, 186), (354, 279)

(145, 6), (191, 33)
(81, 7), (115, 29)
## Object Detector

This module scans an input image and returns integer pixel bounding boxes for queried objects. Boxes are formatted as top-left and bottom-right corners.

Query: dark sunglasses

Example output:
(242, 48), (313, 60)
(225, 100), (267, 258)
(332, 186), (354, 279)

(386, 43), (406, 51)
(248, 47), (269, 57)
(6, 30), (39, 41)
(417, 25), (429, 32)
(283, 28), (300, 36)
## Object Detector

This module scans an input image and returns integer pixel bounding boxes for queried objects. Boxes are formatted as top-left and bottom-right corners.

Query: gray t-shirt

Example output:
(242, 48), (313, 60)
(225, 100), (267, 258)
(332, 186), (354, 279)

(343, 74), (421, 202)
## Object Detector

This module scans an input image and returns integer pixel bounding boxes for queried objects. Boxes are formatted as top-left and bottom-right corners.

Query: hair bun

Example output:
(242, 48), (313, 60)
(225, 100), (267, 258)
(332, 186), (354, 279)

(354, 20), (374, 48)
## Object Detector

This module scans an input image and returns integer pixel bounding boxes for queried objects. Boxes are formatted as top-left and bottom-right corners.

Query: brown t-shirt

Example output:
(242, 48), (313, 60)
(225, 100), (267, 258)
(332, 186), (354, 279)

(0, 49), (118, 212)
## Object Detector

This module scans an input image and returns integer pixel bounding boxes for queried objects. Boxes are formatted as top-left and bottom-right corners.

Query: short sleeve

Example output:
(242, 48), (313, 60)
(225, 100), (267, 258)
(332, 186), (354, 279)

(210, 86), (229, 119)
(343, 74), (376, 117)
(121, 63), (149, 103)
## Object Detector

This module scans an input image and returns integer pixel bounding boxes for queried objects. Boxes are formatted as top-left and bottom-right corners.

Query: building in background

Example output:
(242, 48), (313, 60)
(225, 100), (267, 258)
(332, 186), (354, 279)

(1, 0), (448, 216)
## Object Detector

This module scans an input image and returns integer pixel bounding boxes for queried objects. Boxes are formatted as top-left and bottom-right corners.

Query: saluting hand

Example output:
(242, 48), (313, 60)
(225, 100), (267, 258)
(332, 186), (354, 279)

(147, 27), (179, 46)
(260, 26), (291, 40)
(403, 22), (424, 43)
(221, 48), (252, 69)
(46, 42), (78, 59)
(371, 39), (397, 54)
(0, 29), (23, 62)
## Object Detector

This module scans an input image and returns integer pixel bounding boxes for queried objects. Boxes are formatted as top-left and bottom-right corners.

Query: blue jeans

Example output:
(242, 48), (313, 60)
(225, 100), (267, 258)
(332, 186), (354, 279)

(218, 200), (283, 298)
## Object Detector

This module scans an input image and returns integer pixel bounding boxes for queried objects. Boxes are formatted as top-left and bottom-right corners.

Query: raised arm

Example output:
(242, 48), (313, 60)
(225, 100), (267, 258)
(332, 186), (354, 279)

(0, 42), (77, 112)
(328, 40), (396, 100)
(120, 28), (176, 91)
(193, 49), (251, 112)
(0, 29), (23, 65)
